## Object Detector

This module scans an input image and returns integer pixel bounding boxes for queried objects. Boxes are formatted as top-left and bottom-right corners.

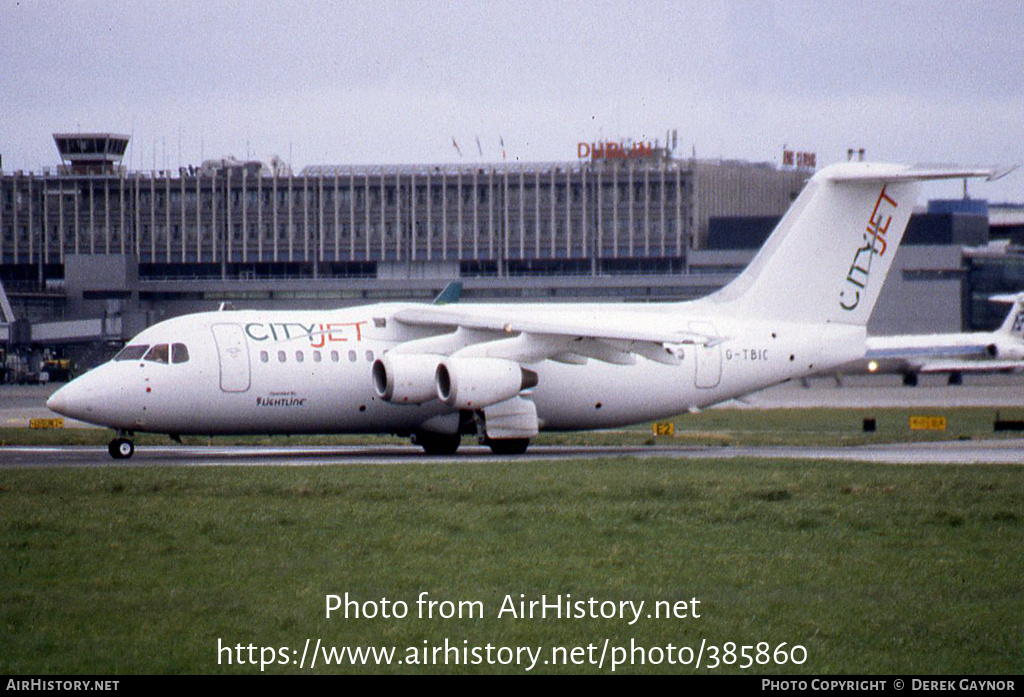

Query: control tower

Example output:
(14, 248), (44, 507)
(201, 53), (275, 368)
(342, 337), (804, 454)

(53, 133), (129, 175)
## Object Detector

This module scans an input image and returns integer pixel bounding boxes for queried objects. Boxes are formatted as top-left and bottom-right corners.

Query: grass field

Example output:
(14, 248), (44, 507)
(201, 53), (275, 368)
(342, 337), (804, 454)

(1, 456), (1021, 674)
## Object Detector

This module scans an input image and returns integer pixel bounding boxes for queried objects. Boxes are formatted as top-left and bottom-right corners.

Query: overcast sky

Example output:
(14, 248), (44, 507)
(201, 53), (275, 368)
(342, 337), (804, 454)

(1, 0), (1021, 201)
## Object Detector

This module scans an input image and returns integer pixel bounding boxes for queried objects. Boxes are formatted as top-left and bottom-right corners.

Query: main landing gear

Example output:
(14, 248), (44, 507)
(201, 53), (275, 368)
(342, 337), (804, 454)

(108, 432), (135, 459)
(412, 409), (532, 456)
(411, 431), (531, 456)
(484, 438), (530, 455)
(412, 431), (462, 456)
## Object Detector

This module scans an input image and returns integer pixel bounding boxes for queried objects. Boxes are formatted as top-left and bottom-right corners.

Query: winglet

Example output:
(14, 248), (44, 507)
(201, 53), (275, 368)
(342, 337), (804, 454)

(432, 281), (463, 305)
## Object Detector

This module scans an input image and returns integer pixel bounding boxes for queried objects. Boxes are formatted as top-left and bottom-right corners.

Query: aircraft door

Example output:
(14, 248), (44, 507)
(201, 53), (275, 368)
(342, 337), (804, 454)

(689, 321), (722, 389)
(211, 323), (251, 393)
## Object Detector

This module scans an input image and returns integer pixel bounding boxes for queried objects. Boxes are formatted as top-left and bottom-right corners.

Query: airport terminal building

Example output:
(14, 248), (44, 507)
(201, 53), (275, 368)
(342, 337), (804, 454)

(1, 133), (1022, 372)
(1, 135), (807, 279)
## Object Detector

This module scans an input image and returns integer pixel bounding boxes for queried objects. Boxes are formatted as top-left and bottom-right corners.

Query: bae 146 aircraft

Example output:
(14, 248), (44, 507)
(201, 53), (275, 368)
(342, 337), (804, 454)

(47, 162), (1007, 458)
(860, 292), (1024, 385)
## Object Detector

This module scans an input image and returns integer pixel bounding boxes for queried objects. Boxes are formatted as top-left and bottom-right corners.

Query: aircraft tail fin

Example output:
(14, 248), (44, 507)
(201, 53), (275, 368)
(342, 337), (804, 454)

(702, 163), (1006, 326)
(992, 292), (1024, 340)
(432, 281), (463, 306)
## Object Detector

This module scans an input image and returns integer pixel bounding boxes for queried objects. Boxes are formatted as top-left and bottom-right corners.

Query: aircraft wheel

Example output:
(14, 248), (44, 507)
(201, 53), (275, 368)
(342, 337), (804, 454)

(108, 437), (135, 459)
(948, 372), (963, 386)
(413, 432), (461, 456)
(486, 438), (530, 455)
(902, 373), (919, 387)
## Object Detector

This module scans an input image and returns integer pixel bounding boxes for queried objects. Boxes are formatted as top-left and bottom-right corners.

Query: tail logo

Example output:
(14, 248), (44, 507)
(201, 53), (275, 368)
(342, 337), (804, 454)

(839, 185), (898, 311)
(1012, 311), (1024, 336)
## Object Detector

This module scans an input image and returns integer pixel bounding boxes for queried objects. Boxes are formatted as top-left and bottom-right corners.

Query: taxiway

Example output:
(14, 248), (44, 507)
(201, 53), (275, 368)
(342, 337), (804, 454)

(1, 440), (1022, 468)
(1, 375), (1021, 467)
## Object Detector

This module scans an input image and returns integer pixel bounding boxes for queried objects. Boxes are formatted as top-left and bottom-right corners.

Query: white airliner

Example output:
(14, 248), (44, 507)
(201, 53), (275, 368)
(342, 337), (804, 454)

(860, 292), (1024, 385)
(47, 162), (1005, 458)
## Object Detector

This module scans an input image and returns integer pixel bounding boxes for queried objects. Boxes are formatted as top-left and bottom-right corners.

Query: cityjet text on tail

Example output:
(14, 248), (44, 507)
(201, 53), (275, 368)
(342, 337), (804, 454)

(46, 162), (1009, 458)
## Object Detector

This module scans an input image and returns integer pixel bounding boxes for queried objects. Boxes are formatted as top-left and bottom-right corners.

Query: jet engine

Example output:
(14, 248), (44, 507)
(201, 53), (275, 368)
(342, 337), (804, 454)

(435, 357), (538, 410)
(988, 342), (1024, 360)
(372, 354), (441, 404)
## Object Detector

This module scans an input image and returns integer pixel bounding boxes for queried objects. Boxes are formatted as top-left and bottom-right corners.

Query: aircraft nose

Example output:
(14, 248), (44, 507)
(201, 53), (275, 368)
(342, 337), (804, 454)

(45, 364), (141, 429)
(45, 387), (65, 414)
(46, 380), (81, 418)
(46, 372), (103, 423)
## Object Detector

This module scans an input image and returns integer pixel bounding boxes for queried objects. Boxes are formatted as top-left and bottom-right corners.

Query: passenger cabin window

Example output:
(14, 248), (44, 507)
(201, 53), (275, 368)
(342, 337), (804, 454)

(143, 344), (170, 364)
(115, 345), (149, 361)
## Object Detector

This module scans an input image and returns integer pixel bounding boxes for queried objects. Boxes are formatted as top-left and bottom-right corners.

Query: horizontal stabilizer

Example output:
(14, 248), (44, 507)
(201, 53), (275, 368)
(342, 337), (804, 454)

(824, 163), (1014, 183)
(989, 292), (1024, 304)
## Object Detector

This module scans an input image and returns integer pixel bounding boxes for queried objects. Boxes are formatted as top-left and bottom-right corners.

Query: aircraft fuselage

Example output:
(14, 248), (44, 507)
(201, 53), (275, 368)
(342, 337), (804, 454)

(48, 302), (863, 437)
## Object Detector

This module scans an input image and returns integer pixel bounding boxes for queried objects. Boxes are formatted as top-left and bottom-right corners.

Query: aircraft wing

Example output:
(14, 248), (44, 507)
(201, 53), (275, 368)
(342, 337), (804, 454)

(918, 359), (1024, 374)
(865, 344), (995, 361)
(863, 339), (997, 375)
(389, 305), (724, 366)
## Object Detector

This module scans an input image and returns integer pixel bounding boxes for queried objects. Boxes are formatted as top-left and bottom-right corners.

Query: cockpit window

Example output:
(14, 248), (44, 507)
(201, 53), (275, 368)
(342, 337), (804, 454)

(171, 343), (190, 364)
(143, 344), (170, 364)
(114, 345), (149, 361)
(114, 343), (189, 364)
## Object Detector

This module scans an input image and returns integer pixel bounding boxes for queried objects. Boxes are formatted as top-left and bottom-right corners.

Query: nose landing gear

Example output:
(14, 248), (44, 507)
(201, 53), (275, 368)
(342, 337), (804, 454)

(108, 432), (135, 459)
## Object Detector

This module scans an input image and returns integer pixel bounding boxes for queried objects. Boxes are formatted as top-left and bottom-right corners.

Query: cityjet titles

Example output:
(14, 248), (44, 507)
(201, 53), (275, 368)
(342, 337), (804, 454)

(840, 185), (898, 312)
(244, 320), (368, 347)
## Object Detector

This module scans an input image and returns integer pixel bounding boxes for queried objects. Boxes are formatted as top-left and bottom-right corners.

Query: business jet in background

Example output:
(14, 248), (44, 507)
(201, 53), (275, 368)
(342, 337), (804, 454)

(858, 292), (1024, 386)
(47, 162), (1007, 458)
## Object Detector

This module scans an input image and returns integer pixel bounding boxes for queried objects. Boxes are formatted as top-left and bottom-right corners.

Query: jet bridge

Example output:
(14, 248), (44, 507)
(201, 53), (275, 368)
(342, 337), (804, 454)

(0, 277), (122, 345)
(1, 274), (124, 384)
(0, 276), (15, 343)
